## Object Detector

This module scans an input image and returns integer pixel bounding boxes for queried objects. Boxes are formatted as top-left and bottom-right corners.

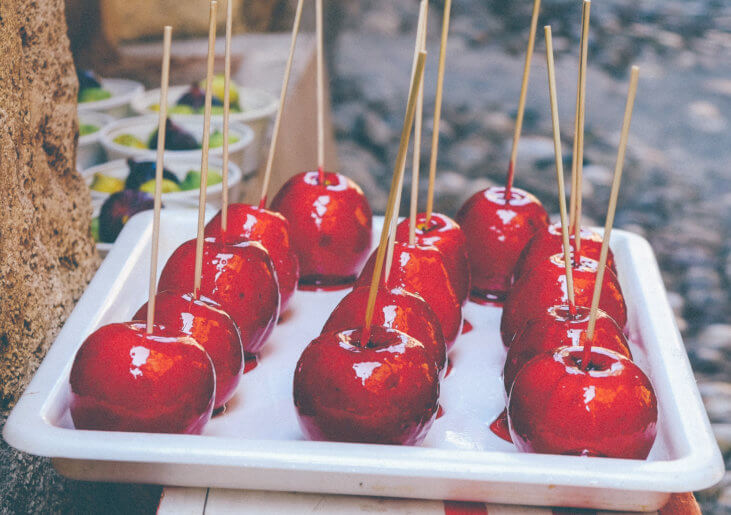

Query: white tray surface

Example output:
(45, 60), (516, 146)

(4, 210), (723, 510)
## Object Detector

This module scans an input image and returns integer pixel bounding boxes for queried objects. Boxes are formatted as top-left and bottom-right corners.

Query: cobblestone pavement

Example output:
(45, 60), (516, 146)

(329, 1), (730, 511)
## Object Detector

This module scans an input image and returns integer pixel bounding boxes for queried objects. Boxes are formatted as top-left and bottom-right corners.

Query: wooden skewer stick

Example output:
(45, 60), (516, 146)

(569, 99), (580, 230)
(258, 0), (305, 209)
(385, 0), (428, 277)
(409, 0), (428, 245)
(384, 170), (405, 281)
(315, 0), (326, 183)
(583, 65), (639, 366)
(573, 0), (591, 254)
(363, 52), (427, 344)
(221, 0), (233, 232)
(545, 26), (576, 313)
(193, 0), (218, 299)
(504, 0), (542, 203)
(424, 0), (452, 223)
(569, 0), (589, 230)
(146, 26), (173, 335)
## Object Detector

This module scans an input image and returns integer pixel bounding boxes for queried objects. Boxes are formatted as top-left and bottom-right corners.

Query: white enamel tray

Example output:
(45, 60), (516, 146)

(4, 210), (723, 511)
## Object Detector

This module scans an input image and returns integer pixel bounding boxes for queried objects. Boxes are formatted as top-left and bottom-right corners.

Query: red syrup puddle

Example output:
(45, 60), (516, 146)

(489, 408), (512, 442)
(444, 358), (454, 378)
(278, 307), (294, 325)
(297, 280), (355, 292)
(243, 353), (259, 374)
(461, 320), (474, 334)
(436, 405), (445, 419)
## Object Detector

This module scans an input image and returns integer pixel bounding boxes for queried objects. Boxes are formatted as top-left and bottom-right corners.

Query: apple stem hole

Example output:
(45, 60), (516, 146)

(570, 354), (604, 372)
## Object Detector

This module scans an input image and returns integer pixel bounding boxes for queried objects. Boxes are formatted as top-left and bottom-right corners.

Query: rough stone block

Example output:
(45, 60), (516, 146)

(0, 0), (98, 412)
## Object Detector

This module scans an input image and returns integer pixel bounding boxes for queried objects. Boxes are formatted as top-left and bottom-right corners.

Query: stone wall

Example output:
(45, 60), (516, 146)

(0, 0), (101, 511)
(0, 0), (98, 411)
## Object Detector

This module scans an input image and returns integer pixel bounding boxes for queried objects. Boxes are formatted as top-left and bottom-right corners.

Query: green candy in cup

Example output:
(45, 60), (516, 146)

(91, 217), (100, 242)
(90, 173), (125, 194)
(180, 170), (223, 191)
(79, 124), (99, 137)
(114, 133), (147, 149)
(79, 87), (112, 103)
(168, 104), (195, 115)
(209, 130), (240, 149)
(139, 178), (182, 194)
(200, 74), (240, 105)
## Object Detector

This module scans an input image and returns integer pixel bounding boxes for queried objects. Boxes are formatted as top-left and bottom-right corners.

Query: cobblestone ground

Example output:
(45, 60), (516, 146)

(329, 1), (730, 511)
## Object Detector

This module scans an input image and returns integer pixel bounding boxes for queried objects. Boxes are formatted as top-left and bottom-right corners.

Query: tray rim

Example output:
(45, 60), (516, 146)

(3, 210), (724, 498)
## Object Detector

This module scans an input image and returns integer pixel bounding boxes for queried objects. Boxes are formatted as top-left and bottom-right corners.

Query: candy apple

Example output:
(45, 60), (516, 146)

(513, 223), (617, 281)
(205, 203), (299, 312)
(355, 241), (463, 347)
(125, 159), (180, 191)
(456, 186), (549, 302)
(148, 118), (199, 151)
(98, 189), (155, 243)
(293, 326), (440, 445)
(503, 305), (631, 395)
(77, 69), (103, 90)
(133, 291), (243, 409)
(177, 83), (207, 111)
(322, 286), (447, 376)
(158, 238), (280, 355)
(395, 212), (470, 305)
(69, 322), (215, 434)
(508, 346), (657, 459)
(269, 170), (372, 289)
(500, 253), (627, 345)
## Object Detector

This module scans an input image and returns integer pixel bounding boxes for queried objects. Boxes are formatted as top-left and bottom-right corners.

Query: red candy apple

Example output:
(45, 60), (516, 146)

(293, 326), (440, 445)
(503, 305), (631, 395)
(134, 291), (244, 410)
(508, 346), (658, 459)
(501, 253), (627, 345)
(205, 204), (299, 312)
(270, 170), (373, 289)
(322, 286), (447, 376)
(456, 186), (549, 302)
(395, 212), (470, 305)
(355, 241), (463, 347)
(158, 238), (280, 355)
(69, 322), (215, 434)
(513, 223), (617, 281)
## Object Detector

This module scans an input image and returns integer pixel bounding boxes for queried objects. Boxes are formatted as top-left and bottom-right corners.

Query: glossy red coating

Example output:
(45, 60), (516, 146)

(508, 346), (658, 459)
(270, 171), (373, 288)
(513, 223), (617, 281)
(158, 238), (280, 355)
(355, 241), (463, 348)
(500, 253), (627, 345)
(69, 322), (215, 434)
(322, 286), (447, 377)
(396, 212), (471, 306)
(205, 203), (299, 312)
(133, 291), (244, 409)
(503, 305), (631, 395)
(293, 326), (440, 445)
(456, 187), (549, 301)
